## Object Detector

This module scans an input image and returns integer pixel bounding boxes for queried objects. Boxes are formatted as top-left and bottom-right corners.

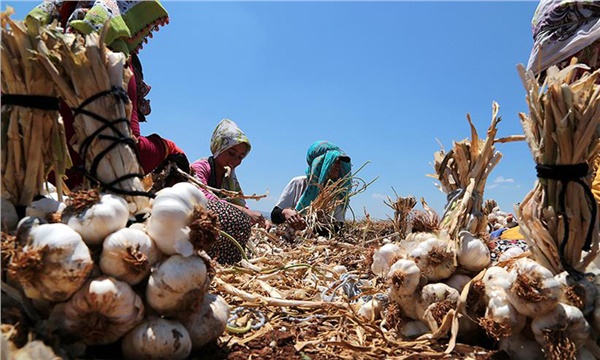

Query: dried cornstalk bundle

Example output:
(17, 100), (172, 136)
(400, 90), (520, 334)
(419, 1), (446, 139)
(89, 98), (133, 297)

(430, 102), (503, 240)
(384, 190), (416, 238)
(31, 19), (149, 213)
(516, 62), (600, 275)
(1, 10), (71, 206)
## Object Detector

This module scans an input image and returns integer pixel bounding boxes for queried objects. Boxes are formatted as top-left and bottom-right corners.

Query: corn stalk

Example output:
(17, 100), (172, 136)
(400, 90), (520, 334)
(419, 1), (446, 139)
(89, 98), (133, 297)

(516, 62), (600, 275)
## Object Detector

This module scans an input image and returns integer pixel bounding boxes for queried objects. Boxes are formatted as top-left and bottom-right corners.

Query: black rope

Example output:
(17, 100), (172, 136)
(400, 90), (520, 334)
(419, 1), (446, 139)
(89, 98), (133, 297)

(2, 94), (60, 110)
(71, 86), (153, 198)
(536, 163), (598, 279)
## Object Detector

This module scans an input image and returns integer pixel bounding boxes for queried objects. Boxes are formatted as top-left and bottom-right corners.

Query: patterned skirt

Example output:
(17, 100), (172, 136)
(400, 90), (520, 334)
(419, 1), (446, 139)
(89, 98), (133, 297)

(206, 199), (252, 265)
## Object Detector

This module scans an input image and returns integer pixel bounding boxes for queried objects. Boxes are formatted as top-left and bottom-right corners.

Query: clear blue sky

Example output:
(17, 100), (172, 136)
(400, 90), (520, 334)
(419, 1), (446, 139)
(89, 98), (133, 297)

(4, 1), (541, 220)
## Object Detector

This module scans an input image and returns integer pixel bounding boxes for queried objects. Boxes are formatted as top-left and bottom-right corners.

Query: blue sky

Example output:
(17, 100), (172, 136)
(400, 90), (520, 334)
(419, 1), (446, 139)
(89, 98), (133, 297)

(4, 1), (541, 220)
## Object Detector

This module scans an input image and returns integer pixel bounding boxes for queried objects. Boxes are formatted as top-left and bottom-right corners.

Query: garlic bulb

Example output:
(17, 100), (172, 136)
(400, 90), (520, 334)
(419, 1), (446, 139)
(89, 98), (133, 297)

(417, 283), (460, 330)
(387, 259), (421, 297)
(1, 197), (19, 232)
(63, 190), (130, 245)
(445, 274), (472, 292)
(531, 303), (590, 358)
(554, 271), (597, 316)
(499, 335), (543, 360)
(457, 230), (490, 272)
(180, 293), (230, 350)
(146, 255), (210, 316)
(483, 266), (511, 294)
(498, 246), (525, 263)
(409, 238), (456, 282)
(357, 296), (385, 321)
(389, 291), (420, 320)
(99, 228), (160, 285)
(63, 277), (144, 345)
(399, 320), (429, 338)
(8, 223), (93, 302)
(25, 197), (66, 221)
(146, 183), (216, 257)
(481, 290), (526, 340)
(121, 317), (192, 360)
(506, 258), (561, 318)
(370, 243), (402, 278)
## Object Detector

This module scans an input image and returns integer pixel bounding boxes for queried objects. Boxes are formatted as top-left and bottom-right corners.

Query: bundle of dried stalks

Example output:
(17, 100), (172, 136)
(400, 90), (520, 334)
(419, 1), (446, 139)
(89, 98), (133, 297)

(1, 10), (71, 206)
(32, 19), (149, 212)
(430, 102), (504, 240)
(384, 190), (416, 239)
(516, 61), (600, 275)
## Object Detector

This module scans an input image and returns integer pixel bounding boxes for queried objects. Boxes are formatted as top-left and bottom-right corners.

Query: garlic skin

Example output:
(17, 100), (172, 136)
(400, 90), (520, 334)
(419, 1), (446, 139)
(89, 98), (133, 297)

(457, 230), (490, 272)
(387, 259), (421, 297)
(357, 296), (384, 321)
(180, 293), (230, 350)
(498, 246), (525, 263)
(65, 193), (130, 245)
(99, 228), (159, 285)
(145, 183), (208, 256)
(531, 303), (590, 356)
(25, 197), (66, 220)
(370, 243), (402, 278)
(9, 223), (93, 302)
(63, 277), (144, 345)
(146, 255), (209, 316)
(506, 258), (561, 318)
(445, 274), (472, 292)
(1, 197), (19, 231)
(499, 335), (544, 360)
(409, 238), (456, 282)
(121, 317), (192, 360)
(390, 292), (420, 320)
(399, 320), (430, 338)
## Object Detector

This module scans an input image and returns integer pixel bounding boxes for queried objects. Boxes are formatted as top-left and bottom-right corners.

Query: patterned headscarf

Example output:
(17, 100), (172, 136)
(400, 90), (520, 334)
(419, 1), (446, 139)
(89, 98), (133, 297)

(209, 119), (251, 207)
(295, 141), (352, 212)
(26, 0), (169, 56)
(527, 0), (600, 75)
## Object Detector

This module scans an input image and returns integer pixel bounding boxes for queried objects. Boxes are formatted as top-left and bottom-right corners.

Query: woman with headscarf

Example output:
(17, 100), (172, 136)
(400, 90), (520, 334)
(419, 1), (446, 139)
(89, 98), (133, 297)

(190, 119), (269, 264)
(271, 140), (352, 236)
(24, 0), (188, 189)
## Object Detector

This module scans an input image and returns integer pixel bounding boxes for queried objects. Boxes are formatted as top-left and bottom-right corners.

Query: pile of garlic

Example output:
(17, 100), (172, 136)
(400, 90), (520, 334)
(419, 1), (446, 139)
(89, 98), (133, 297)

(366, 213), (600, 359)
(4, 182), (230, 359)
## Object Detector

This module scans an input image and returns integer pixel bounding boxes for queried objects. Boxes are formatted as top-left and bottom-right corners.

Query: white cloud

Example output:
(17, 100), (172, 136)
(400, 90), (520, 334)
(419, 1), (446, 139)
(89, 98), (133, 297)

(371, 193), (388, 200)
(493, 176), (514, 184)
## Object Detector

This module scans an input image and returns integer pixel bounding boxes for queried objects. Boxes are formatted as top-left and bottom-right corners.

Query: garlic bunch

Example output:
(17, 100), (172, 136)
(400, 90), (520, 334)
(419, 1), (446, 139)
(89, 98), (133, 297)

(457, 230), (490, 272)
(121, 317), (192, 360)
(387, 259), (421, 298)
(531, 303), (590, 358)
(62, 277), (144, 345)
(180, 293), (230, 350)
(99, 228), (160, 285)
(146, 182), (216, 257)
(370, 243), (402, 278)
(146, 254), (210, 316)
(62, 190), (130, 245)
(506, 258), (561, 318)
(8, 222), (93, 302)
(409, 238), (456, 282)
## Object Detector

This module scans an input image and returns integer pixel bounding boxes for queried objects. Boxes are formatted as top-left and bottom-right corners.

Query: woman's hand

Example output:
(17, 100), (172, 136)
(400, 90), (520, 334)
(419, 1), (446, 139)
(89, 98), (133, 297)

(247, 209), (271, 230)
(282, 208), (306, 230)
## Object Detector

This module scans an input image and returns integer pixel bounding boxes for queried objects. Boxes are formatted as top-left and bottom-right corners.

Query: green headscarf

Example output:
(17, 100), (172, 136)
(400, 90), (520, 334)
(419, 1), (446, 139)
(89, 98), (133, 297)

(295, 140), (352, 213)
(26, 0), (169, 55)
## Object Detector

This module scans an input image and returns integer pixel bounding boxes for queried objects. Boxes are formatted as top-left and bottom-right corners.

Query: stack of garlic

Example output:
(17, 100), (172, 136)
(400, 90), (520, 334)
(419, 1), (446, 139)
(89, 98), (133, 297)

(368, 224), (599, 360)
(5, 182), (230, 359)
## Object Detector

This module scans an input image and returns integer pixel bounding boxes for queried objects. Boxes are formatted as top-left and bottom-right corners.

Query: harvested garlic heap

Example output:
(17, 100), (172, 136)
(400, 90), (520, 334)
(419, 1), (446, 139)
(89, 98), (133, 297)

(3, 183), (230, 359)
(366, 207), (600, 360)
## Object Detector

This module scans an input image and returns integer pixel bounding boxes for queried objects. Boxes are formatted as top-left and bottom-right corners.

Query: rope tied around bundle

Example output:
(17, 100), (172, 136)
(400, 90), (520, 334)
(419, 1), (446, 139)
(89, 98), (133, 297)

(535, 163), (598, 279)
(1, 94), (60, 111)
(72, 86), (153, 198)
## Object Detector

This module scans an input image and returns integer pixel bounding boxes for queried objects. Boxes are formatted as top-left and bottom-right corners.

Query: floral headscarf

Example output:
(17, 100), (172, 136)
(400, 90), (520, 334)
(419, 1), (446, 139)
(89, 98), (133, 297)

(26, 0), (169, 56)
(295, 141), (352, 212)
(209, 119), (251, 207)
(527, 0), (600, 75)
